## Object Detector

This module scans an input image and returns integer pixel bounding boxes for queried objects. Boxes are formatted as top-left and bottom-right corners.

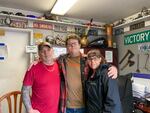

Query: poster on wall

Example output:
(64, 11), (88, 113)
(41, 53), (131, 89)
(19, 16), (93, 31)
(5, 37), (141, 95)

(0, 43), (8, 60)
(53, 47), (84, 58)
(105, 51), (113, 63)
(26, 45), (38, 53)
(53, 47), (66, 58)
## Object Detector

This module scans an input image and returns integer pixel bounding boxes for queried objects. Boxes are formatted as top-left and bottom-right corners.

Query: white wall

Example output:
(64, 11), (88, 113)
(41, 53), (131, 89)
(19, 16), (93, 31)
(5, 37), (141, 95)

(0, 28), (31, 113)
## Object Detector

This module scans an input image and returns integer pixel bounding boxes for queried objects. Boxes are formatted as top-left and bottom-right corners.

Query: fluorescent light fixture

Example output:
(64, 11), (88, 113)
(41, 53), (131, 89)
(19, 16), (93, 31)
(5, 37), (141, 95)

(51, 0), (78, 15)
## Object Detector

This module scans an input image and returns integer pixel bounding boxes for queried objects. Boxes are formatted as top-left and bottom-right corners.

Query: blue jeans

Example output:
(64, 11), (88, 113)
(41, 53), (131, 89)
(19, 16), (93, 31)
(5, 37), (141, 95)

(66, 107), (85, 113)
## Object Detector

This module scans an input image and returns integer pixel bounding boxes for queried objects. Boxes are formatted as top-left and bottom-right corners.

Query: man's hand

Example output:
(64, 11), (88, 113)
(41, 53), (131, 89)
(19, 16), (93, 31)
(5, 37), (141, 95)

(108, 65), (118, 79)
(28, 108), (40, 113)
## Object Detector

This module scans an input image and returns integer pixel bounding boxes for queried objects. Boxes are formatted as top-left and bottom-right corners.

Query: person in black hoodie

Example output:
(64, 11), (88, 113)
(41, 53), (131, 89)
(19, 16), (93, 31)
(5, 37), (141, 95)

(85, 49), (123, 113)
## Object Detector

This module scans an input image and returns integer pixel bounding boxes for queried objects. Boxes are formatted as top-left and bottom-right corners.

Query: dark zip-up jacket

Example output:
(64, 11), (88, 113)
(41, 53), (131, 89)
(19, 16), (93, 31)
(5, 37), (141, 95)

(85, 64), (123, 113)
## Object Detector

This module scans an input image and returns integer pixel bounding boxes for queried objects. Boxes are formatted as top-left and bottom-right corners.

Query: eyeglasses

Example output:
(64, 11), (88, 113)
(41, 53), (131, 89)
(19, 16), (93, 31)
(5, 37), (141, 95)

(67, 42), (79, 47)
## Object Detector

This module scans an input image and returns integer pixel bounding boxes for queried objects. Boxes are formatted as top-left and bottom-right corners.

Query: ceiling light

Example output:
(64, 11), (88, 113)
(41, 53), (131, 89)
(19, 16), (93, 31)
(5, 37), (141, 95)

(51, 0), (78, 15)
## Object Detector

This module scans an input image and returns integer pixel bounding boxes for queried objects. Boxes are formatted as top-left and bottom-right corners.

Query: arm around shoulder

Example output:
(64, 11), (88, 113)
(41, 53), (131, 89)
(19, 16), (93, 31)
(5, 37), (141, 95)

(108, 65), (118, 79)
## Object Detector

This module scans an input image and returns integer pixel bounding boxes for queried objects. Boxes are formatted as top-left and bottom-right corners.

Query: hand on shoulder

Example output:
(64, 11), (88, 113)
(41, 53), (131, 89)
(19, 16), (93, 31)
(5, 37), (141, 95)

(108, 65), (118, 79)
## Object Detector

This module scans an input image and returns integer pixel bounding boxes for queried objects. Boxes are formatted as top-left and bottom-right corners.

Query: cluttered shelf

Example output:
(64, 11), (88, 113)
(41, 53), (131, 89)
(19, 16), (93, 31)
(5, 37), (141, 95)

(113, 14), (150, 29)
(0, 13), (105, 29)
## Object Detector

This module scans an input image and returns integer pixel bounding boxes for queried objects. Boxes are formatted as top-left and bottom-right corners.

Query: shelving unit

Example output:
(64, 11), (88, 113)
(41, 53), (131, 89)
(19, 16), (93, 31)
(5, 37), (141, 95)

(0, 13), (105, 29)
(113, 14), (150, 29)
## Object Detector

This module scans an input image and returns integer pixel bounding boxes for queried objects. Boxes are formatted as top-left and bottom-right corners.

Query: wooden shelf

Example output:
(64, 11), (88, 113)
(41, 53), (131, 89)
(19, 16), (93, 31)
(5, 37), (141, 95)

(0, 14), (105, 29)
(114, 14), (150, 29)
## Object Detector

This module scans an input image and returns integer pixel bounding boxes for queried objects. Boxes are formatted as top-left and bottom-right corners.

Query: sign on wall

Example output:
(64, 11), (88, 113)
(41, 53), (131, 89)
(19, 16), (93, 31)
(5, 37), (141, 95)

(33, 22), (53, 30)
(138, 43), (150, 52)
(130, 21), (145, 31)
(124, 30), (150, 45)
(26, 45), (37, 53)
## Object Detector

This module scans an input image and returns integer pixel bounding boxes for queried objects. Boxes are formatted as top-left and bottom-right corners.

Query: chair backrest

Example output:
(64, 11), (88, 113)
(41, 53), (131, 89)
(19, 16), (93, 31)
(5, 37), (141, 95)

(0, 91), (23, 113)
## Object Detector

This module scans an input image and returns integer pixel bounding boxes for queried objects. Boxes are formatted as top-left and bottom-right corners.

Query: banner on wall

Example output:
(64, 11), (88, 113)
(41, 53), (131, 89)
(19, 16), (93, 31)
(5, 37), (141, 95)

(124, 30), (150, 45)
(33, 22), (53, 30)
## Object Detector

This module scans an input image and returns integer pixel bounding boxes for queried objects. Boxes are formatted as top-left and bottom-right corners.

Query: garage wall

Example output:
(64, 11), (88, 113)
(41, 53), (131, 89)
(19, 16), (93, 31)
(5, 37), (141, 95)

(116, 26), (150, 75)
(115, 26), (150, 95)
(0, 28), (32, 113)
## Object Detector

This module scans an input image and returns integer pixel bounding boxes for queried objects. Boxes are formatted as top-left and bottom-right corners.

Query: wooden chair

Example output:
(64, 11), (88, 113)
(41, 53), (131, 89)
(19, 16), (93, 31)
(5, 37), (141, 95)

(0, 91), (23, 113)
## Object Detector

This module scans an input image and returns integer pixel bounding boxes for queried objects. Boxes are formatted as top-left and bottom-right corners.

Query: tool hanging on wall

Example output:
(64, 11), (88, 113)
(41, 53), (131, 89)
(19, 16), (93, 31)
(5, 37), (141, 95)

(144, 53), (150, 72)
(136, 54), (140, 73)
(80, 18), (93, 47)
(120, 59), (135, 71)
(119, 49), (135, 64)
